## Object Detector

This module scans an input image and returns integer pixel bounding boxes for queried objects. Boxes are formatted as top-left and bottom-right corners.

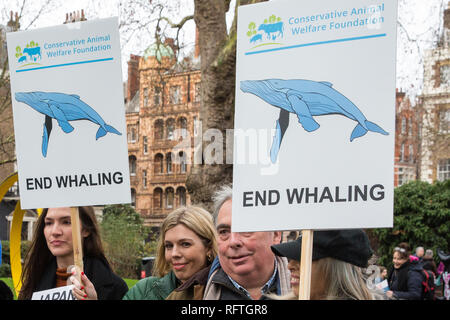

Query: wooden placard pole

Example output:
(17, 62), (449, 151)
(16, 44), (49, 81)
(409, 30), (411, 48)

(298, 230), (314, 300)
(70, 207), (83, 282)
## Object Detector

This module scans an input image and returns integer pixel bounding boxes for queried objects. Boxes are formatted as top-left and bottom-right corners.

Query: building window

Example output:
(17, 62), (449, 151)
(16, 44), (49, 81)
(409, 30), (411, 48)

(166, 152), (172, 174)
(131, 188), (136, 207)
(154, 154), (164, 174)
(143, 170), (147, 188)
(153, 188), (163, 209)
(408, 118), (412, 136)
(170, 85), (181, 104)
(398, 167), (405, 186)
(193, 116), (199, 136)
(400, 143), (405, 162)
(401, 117), (406, 135)
(166, 118), (175, 140)
(154, 119), (164, 140)
(409, 145), (414, 163)
(129, 155), (137, 176)
(177, 187), (186, 206)
(143, 87), (149, 107)
(439, 109), (450, 133)
(154, 86), (161, 106)
(194, 82), (201, 102)
(143, 136), (148, 154)
(128, 125), (137, 143)
(179, 151), (186, 173)
(437, 159), (450, 181)
(440, 64), (450, 86)
(178, 117), (188, 139)
(166, 187), (174, 209)
(398, 166), (415, 186)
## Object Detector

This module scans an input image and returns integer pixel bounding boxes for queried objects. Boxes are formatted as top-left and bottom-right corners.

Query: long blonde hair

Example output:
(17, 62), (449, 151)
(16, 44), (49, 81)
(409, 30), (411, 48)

(153, 206), (218, 277)
(268, 257), (383, 300)
(317, 258), (379, 300)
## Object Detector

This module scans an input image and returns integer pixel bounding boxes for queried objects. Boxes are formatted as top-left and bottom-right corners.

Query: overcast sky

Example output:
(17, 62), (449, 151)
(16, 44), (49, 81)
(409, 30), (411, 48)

(1, 0), (447, 101)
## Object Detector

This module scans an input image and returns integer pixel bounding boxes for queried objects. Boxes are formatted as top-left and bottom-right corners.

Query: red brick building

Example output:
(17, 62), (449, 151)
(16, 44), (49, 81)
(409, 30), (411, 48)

(394, 90), (421, 187)
(125, 39), (201, 226)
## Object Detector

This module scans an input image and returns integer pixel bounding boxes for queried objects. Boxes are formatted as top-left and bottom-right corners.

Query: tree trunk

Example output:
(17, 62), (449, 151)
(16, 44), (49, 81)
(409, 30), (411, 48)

(187, 0), (267, 212)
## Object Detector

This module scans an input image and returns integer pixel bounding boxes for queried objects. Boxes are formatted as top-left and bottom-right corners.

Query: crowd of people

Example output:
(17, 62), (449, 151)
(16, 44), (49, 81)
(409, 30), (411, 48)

(0, 184), (448, 301)
(377, 243), (448, 300)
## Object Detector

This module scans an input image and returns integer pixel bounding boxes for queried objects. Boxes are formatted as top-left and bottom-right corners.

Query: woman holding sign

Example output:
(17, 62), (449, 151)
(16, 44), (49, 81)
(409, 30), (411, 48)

(76, 206), (218, 300)
(18, 206), (128, 300)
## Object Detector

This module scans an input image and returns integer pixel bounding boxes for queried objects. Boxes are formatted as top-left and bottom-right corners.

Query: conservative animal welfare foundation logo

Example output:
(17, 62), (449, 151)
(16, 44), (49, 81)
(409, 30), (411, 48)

(247, 14), (284, 49)
(16, 40), (42, 67)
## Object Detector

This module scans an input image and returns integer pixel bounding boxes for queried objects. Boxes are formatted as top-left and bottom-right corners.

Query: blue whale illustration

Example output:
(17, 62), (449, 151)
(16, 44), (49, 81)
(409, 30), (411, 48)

(15, 91), (121, 157)
(240, 79), (389, 163)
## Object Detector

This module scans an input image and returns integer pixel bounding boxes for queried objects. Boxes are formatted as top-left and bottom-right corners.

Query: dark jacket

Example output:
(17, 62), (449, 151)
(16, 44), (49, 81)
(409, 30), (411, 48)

(422, 258), (437, 275)
(35, 256), (128, 300)
(387, 260), (423, 300)
(123, 270), (178, 300)
(0, 280), (13, 300)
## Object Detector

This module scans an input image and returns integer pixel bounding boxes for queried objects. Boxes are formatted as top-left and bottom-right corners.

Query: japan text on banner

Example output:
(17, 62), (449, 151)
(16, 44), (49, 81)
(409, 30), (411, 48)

(7, 18), (131, 209)
(31, 285), (75, 300)
(232, 0), (397, 232)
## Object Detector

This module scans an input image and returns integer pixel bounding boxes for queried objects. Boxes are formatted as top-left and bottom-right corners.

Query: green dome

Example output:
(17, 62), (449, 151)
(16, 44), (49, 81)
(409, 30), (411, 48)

(143, 42), (174, 61)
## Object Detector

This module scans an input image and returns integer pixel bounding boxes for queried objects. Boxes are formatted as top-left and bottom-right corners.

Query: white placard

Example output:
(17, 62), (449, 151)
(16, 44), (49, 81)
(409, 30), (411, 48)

(31, 285), (76, 300)
(376, 279), (389, 292)
(7, 18), (131, 209)
(232, 0), (397, 231)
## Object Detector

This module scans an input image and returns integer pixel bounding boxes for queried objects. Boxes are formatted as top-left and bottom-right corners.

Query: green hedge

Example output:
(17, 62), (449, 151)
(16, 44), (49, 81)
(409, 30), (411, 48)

(372, 180), (450, 268)
(1, 240), (32, 278)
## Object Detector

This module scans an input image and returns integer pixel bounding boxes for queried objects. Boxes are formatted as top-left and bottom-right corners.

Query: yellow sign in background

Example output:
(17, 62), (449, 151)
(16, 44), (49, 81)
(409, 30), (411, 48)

(0, 172), (41, 296)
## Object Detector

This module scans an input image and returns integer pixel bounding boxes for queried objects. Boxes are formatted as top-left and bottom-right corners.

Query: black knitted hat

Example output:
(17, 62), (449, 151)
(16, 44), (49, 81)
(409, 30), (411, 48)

(271, 229), (373, 268)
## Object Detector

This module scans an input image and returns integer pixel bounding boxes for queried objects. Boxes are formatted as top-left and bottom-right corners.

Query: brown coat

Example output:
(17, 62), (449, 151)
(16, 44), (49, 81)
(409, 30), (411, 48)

(165, 266), (210, 300)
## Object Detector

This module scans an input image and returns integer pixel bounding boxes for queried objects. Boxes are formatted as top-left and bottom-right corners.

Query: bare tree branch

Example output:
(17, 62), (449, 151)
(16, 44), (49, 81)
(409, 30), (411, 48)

(160, 14), (194, 29)
(23, 0), (55, 29)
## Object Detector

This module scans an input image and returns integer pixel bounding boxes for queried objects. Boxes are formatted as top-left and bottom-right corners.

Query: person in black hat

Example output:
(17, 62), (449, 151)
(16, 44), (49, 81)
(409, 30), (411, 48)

(270, 229), (384, 300)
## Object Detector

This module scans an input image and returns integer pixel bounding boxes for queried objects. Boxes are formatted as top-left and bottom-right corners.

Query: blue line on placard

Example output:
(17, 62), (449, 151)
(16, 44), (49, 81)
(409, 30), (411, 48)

(16, 57), (114, 73)
(245, 33), (387, 55)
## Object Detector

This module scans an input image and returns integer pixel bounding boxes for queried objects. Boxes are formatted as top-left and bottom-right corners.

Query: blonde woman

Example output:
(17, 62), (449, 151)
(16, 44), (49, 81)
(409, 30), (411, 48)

(73, 206), (217, 300)
(125, 206), (217, 300)
(270, 229), (384, 300)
